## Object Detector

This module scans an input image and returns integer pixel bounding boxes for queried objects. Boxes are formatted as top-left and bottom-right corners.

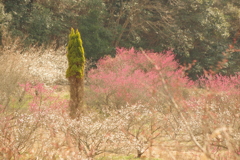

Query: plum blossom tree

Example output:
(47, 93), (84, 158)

(87, 47), (192, 111)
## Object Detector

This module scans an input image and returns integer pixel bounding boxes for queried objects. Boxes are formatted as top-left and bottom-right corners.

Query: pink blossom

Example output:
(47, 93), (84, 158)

(88, 48), (192, 106)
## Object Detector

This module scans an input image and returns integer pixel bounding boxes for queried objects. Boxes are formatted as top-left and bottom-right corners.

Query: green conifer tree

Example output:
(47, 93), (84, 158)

(66, 28), (85, 118)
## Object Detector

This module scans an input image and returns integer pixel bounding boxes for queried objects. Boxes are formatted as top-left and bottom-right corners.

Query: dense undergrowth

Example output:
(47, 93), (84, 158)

(0, 42), (239, 159)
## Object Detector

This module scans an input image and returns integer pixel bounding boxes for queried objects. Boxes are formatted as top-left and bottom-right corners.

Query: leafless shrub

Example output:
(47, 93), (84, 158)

(0, 111), (42, 159)
(141, 50), (240, 160)
(0, 39), (30, 109)
(1, 91), (238, 159)
(0, 35), (69, 110)
(0, 106), (131, 159)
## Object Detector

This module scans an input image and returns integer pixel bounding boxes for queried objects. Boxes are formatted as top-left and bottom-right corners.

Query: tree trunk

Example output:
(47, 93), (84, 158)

(137, 150), (143, 158)
(69, 76), (84, 119)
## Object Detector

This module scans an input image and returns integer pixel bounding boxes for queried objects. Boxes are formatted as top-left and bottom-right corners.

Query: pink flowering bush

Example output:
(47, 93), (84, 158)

(85, 47), (240, 159)
(19, 82), (68, 113)
(180, 73), (240, 159)
(198, 73), (240, 94)
(87, 47), (192, 110)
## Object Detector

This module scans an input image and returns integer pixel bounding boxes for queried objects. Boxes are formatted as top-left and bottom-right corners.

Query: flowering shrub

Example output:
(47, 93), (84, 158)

(111, 104), (170, 158)
(0, 78), (239, 159)
(1, 42), (239, 159)
(198, 73), (240, 94)
(0, 104), (132, 159)
(181, 74), (240, 159)
(19, 82), (68, 112)
(0, 111), (43, 159)
(87, 48), (192, 110)
(86, 47), (240, 159)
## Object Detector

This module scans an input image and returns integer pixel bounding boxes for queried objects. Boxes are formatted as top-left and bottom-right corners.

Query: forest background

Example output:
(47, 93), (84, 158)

(0, 0), (240, 79)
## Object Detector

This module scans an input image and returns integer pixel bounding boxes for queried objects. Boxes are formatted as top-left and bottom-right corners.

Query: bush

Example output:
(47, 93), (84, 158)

(86, 47), (192, 111)
(0, 38), (30, 108)
(0, 36), (68, 110)
(86, 48), (240, 159)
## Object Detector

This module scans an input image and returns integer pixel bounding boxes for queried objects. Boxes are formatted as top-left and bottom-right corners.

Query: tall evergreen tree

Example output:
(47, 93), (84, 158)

(66, 28), (85, 118)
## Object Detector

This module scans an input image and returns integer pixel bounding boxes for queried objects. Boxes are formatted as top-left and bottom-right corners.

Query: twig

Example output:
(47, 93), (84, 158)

(140, 48), (214, 160)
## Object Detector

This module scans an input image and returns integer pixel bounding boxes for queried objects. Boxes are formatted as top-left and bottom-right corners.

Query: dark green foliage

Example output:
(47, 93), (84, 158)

(79, 9), (114, 61)
(2, 0), (113, 57)
(1, 0), (240, 78)
(0, 2), (11, 47)
(103, 0), (240, 79)
(172, 0), (230, 79)
(2, 0), (31, 36)
(27, 4), (52, 45)
(0, 3), (4, 46)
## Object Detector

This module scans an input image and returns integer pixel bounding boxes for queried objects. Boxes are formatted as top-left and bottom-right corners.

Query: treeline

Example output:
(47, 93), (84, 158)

(0, 0), (240, 79)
